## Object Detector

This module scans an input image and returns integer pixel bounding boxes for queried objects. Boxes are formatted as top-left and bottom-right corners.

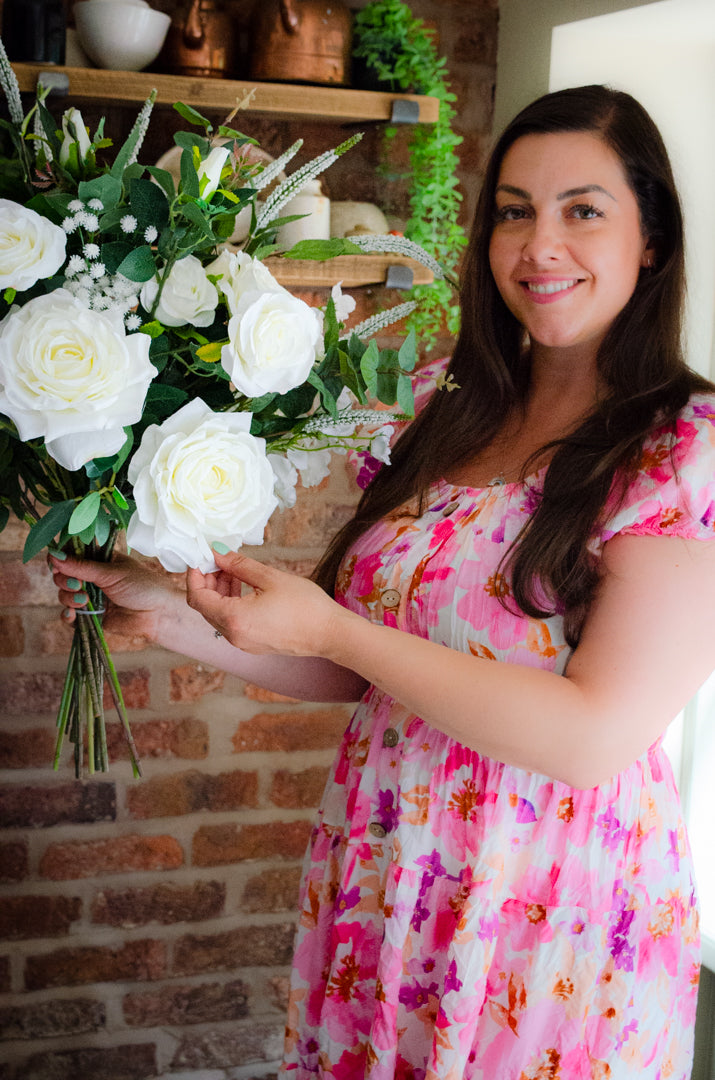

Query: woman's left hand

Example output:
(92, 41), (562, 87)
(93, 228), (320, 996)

(185, 548), (347, 658)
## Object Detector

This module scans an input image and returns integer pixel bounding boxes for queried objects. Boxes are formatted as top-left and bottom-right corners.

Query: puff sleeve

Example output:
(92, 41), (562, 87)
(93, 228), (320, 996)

(601, 395), (715, 542)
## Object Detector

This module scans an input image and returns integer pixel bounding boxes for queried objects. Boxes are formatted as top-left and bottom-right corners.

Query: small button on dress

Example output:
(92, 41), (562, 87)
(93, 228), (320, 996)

(380, 588), (401, 609)
(382, 728), (399, 748)
(368, 822), (387, 839)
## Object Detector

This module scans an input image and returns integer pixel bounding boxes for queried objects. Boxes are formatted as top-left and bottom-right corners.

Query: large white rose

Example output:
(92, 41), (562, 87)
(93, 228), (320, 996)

(126, 398), (278, 573)
(0, 289), (155, 471)
(0, 199), (67, 291)
(221, 289), (322, 398)
(140, 254), (219, 328)
(206, 250), (286, 317)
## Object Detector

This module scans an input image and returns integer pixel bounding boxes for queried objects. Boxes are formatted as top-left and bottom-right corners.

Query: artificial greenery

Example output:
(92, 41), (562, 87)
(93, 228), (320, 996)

(352, 0), (466, 349)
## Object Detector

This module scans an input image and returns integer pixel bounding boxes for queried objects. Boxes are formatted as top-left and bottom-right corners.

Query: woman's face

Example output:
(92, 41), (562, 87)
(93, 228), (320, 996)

(488, 130), (653, 360)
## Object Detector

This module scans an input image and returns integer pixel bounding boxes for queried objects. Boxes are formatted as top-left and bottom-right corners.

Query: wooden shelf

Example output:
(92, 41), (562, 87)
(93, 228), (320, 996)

(262, 254), (433, 288)
(12, 63), (439, 124)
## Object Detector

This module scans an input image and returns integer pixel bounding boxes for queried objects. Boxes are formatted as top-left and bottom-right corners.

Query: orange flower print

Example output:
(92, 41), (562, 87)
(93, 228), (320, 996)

(648, 900), (675, 940)
(326, 954), (361, 1002)
(484, 571), (511, 599)
(659, 508), (683, 530)
(489, 972), (527, 1035)
(448, 779), (481, 822)
(468, 640), (498, 660)
(526, 621), (562, 660)
(526, 904), (547, 924)
(557, 797), (574, 822)
(553, 976), (574, 1001)
(518, 1047), (561, 1079)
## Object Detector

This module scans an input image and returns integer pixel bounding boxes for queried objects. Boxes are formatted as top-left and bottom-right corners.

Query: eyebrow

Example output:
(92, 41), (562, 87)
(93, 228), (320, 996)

(496, 183), (617, 202)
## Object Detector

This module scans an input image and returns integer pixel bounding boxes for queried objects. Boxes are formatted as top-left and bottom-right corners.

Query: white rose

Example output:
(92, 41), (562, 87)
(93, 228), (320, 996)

(221, 290), (322, 397)
(0, 289), (155, 471)
(59, 107), (92, 170)
(330, 281), (356, 323)
(206, 250), (286, 317)
(197, 146), (230, 200)
(0, 199), (67, 291)
(286, 445), (335, 488)
(268, 452), (298, 510)
(126, 398), (278, 573)
(140, 255), (219, 328)
(369, 424), (395, 465)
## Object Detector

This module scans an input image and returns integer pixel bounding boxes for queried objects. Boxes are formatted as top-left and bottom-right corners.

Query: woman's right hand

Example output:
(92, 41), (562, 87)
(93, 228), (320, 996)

(48, 551), (180, 642)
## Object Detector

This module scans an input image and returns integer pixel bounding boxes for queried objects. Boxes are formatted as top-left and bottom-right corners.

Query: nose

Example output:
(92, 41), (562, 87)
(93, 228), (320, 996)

(521, 214), (565, 263)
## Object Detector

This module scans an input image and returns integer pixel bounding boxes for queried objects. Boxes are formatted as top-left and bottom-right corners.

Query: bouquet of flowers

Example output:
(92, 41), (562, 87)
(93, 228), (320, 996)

(0, 43), (448, 778)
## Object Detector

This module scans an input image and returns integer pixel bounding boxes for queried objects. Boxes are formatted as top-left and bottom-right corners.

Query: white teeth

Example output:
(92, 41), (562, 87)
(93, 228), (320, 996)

(526, 280), (578, 295)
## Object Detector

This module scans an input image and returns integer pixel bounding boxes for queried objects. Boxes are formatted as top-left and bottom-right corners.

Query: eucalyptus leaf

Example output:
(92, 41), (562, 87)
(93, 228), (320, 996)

(68, 491), (101, 536)
(179, 148), (200, 198)
(117, 244), (157, 283)
(129, 177), (170, 230)
(146, 166), (176, 202)
(174, 102), (213, 131)
(282, 238), (363, 260)
(22, 500), (75, 563)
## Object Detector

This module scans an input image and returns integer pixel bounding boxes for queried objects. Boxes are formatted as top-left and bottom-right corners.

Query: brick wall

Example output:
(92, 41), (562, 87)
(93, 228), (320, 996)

(0, 3), (497, 1077)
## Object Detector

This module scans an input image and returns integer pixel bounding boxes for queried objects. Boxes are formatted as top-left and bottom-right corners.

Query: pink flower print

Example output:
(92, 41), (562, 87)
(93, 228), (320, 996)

(395, 1056), (426, 1080)
(515, 796), (537, 823)
(666, 829), (681, 872)
(615, 1018), (639, 1051)
(376, 788), (400, 833)
(332, 1046), (368, 1079)
(478, 911), (500, 943)
(691, 401), (715, 423)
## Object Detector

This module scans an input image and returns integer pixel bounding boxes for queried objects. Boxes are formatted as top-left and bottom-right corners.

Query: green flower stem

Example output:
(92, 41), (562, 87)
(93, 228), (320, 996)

(53, 637), (78, 770)
(86, 606), (142, 778)
(76, 615), (103, 776)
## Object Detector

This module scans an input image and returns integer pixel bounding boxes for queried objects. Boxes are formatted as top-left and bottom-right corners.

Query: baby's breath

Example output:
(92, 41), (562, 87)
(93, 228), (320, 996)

(120, 215), (137, 234)
(83, 243), (100, 260)
(68, 199), (84, 213)
(144, 225), (158, 244)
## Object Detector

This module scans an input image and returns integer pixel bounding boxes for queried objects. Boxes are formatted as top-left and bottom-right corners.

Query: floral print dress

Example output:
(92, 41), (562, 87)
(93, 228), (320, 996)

(280, 389), (715, 1080)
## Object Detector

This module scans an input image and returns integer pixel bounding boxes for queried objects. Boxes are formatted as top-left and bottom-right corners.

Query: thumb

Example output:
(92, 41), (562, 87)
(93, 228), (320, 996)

(211, 550), (276, 591)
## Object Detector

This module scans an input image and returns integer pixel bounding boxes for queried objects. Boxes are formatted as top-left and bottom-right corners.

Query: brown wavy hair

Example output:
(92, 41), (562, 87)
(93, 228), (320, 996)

(314, 85), (713, 645)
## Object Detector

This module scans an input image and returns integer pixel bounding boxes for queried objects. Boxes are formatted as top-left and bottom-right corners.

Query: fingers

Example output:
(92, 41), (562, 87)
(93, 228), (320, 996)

(210, 550), (276, 591)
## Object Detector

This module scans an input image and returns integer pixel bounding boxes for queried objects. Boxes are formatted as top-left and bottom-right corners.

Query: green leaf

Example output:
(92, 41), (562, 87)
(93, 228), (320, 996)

(281, 238), (362, 260)
(78, 174), (123, 209)
(130, 177), (170, 230)
(138, 320), (165, 338)
(360, 339), (380, 397)
(113, 489), (129, 510)
(308, 370), (338, 419)
(86, 428), (134, 478)
(117, 244), (157, 283)
(77, 520), (97, 545)
(101, 240), (134, 274)
(173, 102), (213, 131)
(22, 500), (75, 563)
(68, 491), (101, 536)
(94, 507), (112, 547)
(397, 328), (417, 373)
(3, 288), (15, 304)
(196, 341), (224, 364)
(179, 148), (200, 198)
(145, 165), (176, 202)
(396, 374), (415, 416)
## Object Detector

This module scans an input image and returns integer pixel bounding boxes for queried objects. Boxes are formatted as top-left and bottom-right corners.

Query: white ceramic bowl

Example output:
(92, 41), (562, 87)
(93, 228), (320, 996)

(74, 2), (171, 71)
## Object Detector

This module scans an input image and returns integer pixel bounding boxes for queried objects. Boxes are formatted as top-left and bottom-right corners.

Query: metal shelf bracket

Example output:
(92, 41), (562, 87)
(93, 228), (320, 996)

(390, 98), (421, 124)
(385, 264), (414, 290)
(37, 70), (69, 96)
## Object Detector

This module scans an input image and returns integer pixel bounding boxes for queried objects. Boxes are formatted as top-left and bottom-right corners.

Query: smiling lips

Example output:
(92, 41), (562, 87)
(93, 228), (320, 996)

(521, 278), (582, 303)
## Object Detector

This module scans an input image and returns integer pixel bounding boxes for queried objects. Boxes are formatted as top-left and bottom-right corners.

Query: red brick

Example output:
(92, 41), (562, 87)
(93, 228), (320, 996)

(0, 514), (29, 552)
(0, 841), (28, 883)
(126, 769), (259, 819)
(25, 939), (167, 990)
(0, 997), (105, 1039)
(0, 895), (81, 940)
(267, 974), (290, 1013)
(451, 9), (498, 64)
(0, 727), (56, 769)
(243, 683), (300, 704)
(192, 820), (311, 866)
(264, 497), (355, 549)
(169, 662), (225, 702)
(0, 782), (115, 828)
(102, 668), (150, 710)
(0, 670), (66, 715)
(123, 978), (249, 1026)
(0, 613), (24, 656)
(242, 867), (302, 914)
(106, 717), (209, 760)
(171, 1021), (285, 1071)
(91, 880), (225, 928)
(173, 922), (295, 975)
(0, 558), (56, 606)
(18, 1043), (156, 1080)
(269, 766), (330, 809)
(232, 708), (349, 753)
(39, 834), (183, 880)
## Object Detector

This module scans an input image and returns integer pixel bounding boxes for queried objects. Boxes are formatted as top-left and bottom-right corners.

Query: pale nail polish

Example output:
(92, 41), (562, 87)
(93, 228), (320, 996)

(66, 577), (82, 590)
(212, 542), (231, 555)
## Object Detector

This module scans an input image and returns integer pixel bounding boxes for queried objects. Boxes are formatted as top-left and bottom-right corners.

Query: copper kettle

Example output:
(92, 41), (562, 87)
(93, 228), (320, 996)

(162, 0), (238, 79)
(249, 0), (352, 87)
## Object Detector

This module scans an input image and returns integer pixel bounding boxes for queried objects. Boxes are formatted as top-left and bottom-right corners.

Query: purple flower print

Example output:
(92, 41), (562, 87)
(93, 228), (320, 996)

(615, 1018), (638, 1051)
(444, 958), (463, 994)
(335, 885), (361, 915)
(666, 829), (681, 872)
(376, 788), (400, 833)
(399, 979), (439, 1012)
(608, 906), (636, 971)
(596, 808), (627, 852)
(411, 897), (431, 932)
(416, 849), (447, 878)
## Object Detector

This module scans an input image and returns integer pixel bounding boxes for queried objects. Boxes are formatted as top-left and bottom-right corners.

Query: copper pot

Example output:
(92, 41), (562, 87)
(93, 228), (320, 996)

(162, 0), (238, 79)
(249, 0), (352, 86)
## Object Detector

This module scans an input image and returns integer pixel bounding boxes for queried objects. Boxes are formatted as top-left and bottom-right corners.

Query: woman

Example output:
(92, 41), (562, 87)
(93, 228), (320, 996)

(52, 86), (715, 1078)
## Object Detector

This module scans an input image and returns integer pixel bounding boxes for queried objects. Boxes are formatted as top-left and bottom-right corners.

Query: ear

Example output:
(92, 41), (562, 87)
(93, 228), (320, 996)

(641, 241), (656, 270)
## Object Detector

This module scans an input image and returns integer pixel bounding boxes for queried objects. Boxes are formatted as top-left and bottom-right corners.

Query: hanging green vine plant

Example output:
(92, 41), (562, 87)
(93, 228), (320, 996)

(352, 0), (467, 350)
